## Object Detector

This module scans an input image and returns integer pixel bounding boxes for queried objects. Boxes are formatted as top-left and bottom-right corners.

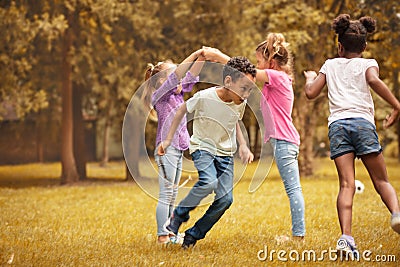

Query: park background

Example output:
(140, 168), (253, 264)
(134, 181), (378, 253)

(1, 0), (400, 266)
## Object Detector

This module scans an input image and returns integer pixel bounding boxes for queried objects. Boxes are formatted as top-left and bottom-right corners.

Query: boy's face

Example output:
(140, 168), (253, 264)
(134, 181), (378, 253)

(225, 73), (255, 105)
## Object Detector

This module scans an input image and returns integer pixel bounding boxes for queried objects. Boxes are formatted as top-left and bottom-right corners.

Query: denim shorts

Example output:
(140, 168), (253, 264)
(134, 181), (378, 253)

(328, 118), (382, 159)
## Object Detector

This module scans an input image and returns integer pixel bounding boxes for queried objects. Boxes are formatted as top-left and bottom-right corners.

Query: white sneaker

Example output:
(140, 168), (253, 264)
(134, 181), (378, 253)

(336, 237), (359, 260)
(391, 213), (400, 234)
(169, 232), (184, 245)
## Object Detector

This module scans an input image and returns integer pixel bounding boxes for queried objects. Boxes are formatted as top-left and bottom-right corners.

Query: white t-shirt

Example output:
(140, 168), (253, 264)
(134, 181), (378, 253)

(319, 58), (378, 126)
(186, 87), (246, 156)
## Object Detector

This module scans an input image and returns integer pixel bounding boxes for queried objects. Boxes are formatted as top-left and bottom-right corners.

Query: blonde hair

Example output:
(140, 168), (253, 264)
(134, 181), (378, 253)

(256, 33), (293, 76)
(140, 61), (171, 121)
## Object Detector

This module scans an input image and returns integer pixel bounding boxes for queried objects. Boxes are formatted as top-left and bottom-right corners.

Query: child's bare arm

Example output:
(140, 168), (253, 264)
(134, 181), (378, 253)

(157, 103), (187, 155)
(236, 123), (254, 164)
(366, 66), (400, 128)
(304, 71), (326, 99)
(189, 52), (205, 77)
(203, 47), (230, 64)
(175, 49), (204, 79)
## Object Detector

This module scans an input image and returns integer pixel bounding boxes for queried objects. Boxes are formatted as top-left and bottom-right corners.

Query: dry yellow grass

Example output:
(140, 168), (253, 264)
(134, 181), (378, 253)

(0, 158), (399, 266)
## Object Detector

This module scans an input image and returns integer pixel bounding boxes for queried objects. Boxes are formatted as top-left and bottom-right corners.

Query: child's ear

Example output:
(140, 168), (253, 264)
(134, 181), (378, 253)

(338, 42), (344, 52)
(224, 76), (232, 87)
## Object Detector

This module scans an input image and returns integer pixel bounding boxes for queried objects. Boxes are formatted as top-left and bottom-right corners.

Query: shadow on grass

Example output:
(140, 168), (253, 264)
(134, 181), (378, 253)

(0, 161), (159, 189)
(0, 177), (136, 189)
(0, 176), (161, 189)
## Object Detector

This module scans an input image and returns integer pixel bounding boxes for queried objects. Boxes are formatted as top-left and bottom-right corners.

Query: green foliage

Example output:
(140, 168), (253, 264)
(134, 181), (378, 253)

(0, 2), (47, 119)
(1, 0), (399, 165)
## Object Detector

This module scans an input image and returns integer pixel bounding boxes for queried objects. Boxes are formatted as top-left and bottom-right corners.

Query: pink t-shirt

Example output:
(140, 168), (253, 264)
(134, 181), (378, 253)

(260, 69), (300, 146)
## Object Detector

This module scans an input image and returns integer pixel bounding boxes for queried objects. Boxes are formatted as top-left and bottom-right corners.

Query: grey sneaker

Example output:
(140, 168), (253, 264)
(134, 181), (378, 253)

(336, 237), (359, 260)
(391, 213), (400, 234)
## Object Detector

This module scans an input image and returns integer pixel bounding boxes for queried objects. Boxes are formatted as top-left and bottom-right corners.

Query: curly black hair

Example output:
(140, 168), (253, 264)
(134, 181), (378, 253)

(223, 56), (256, 82)
(332, 14), (376, 54)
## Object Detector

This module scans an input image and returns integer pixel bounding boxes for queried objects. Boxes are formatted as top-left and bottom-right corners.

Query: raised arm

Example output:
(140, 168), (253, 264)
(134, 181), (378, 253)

(304, 71), (326, 99)
(366, 66), (400, 128)
(204, 47), (269, 84)
(157, 103), (188, 155)
(203, 47), (230, 64)
(152, 49), (203, 105)
(175, 49), (204, 79)
(180, 52), (205, 93)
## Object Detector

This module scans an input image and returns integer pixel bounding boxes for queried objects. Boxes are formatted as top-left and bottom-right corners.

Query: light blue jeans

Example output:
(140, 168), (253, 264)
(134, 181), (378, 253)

(173, 150), (234, 240)
(270, 138), (306, 237)
(154, 147), (183, 236)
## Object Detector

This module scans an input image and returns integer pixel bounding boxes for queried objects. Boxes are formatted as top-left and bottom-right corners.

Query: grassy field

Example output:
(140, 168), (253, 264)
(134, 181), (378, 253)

(0, 157), (399, 266)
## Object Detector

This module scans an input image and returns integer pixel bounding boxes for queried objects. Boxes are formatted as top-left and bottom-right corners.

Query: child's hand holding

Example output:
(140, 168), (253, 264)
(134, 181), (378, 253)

(239, 144), (254, 164)
(202, 47), (224, 62)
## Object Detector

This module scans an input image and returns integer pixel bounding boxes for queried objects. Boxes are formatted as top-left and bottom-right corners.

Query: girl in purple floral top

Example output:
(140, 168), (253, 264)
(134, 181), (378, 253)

(144, 49), (204, 244)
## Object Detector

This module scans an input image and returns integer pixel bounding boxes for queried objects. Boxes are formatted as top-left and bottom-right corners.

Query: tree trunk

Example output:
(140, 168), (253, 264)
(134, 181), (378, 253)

(100, 102), (113, 167)
(60, 8), (79, 184)
(36, 114), (44, 163)
(125, 117), (141, 180)
(125, 163), (135, 182)
(100, 119), (110, 167)
(124, 100), (143, 181)
(73, 82), (87, 180)
(295, 92), (311, 176)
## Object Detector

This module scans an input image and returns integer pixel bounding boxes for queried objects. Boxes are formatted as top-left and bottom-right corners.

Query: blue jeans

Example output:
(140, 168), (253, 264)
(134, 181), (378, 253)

(270, 138), (306, 237)
(174, 150), (234, 240)
(154, 147), (183, 236)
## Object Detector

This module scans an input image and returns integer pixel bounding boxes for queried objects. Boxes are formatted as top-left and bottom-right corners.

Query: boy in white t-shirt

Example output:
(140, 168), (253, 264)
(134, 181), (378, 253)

(304, 14), (400, 258)
(158, 57), (256, 249)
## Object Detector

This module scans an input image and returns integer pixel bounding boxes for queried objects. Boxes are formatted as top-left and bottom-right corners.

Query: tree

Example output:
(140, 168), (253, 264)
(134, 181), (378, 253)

(0, 2), (47, 119)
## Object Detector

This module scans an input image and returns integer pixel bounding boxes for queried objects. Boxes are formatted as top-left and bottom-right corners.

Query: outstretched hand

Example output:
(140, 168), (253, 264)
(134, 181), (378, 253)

(303, 70), (317, 81)
(383, 109), (400, 129)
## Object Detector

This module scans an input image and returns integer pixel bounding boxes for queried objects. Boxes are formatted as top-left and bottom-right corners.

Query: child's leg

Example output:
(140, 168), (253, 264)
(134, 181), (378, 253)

(185, 155), (234, 240)
(272, 139), (305, 237)
(173, 150), (218, 221)
(360, 153), (400, 214)
(170, 154), (183, 217)
(155, 148), (183, 238)
(333, 153), (356, 236)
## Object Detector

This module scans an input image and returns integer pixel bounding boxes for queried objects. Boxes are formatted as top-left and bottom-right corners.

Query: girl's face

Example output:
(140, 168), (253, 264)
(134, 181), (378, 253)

(158, 63), (176, 84)
(256, 52), (270, 69)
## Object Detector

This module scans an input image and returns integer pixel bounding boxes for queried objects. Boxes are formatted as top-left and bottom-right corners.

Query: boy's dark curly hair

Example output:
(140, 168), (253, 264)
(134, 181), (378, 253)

(223, 56), (256, 82)
(332, 14), (376, 54)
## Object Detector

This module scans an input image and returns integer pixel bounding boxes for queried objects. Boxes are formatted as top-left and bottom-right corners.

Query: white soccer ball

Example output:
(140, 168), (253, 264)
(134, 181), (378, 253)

(355, 180), (365, 194)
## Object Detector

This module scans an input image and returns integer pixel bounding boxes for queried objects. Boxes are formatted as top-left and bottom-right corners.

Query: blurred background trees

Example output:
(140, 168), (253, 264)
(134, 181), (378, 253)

(0, 0), (399, 184)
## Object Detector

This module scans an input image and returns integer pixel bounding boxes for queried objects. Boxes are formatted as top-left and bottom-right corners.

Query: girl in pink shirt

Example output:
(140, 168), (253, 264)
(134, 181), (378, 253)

(255, 33), (305, 240)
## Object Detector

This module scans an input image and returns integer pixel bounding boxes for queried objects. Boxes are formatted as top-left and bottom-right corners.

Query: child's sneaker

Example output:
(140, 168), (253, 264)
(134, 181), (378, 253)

(391, 213), (400, 234)
(164, 214), (183, 236)
(336, 237), (359, 260)
(169, 233), (184, 245)
(182, 233), (197, 249)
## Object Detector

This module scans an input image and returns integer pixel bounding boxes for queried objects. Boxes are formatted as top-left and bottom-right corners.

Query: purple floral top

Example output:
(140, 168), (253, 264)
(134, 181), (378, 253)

(151, 71), (199, 151)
